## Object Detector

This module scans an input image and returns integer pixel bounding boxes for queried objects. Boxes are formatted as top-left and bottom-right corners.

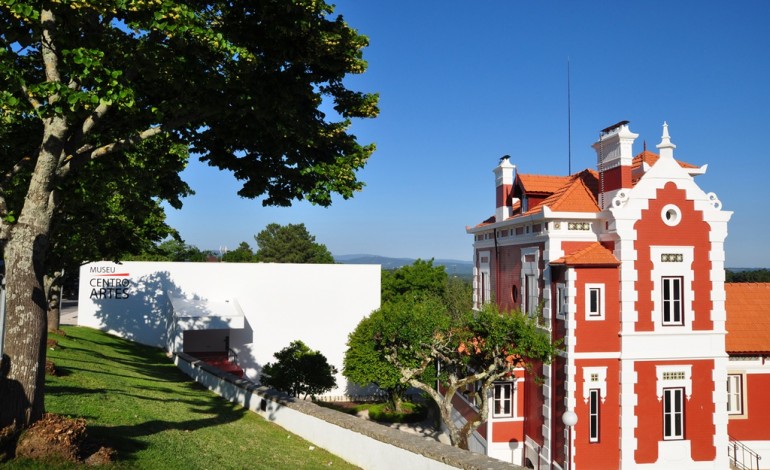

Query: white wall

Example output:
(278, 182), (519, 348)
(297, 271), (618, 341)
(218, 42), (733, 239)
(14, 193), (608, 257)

(78, 261), (381, 396)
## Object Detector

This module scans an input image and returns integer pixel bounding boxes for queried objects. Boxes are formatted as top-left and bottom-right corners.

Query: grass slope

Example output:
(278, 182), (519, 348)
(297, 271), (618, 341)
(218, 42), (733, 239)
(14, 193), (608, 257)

(16, 326), (358, 469)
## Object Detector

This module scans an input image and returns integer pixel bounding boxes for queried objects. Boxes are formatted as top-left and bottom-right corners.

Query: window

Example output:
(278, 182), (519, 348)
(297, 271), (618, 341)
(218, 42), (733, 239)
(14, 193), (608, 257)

(493, 382), (514, 418)
(588, 287), (601, 317)
(481, 272), (488, 304)
(663, 388), (684, 440)
(556, 283), (568, 318)
(661, 204), (682, 227)
(662, 277), (683, 325)
(727, 374), (743, 415)
(584, 284), (605, 320)
(589, 389), (600, 442)
(526, 274), (537, 315)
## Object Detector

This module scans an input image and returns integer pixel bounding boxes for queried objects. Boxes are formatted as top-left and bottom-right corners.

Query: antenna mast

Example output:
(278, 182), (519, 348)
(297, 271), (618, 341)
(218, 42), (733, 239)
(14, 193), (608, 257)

(567, 59), (572, 175)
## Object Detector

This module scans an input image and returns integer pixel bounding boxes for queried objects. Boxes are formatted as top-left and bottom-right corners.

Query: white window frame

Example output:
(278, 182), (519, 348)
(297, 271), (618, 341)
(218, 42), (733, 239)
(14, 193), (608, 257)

(476, 251), (491, 308)
(589, 389), (600, 443)
(520, 247), (539, 317)
(493, 382), (514, 418)
(650, 246), (693, 331)
(584, 283), (605, 321)
(662, 276), (684, 325)
(556, 283), (568, 320)
(526, 274), (538, 316)
(663, 388), (685, 440)
(727, 374), (745, 416)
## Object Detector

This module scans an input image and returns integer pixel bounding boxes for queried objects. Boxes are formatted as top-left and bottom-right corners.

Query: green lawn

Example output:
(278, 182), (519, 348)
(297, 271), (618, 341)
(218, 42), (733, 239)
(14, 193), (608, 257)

(9, 326), (358, 469)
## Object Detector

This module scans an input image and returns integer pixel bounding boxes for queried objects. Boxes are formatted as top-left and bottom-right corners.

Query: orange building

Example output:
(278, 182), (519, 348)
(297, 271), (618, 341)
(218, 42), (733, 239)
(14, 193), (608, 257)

(466, 122), (769, 469)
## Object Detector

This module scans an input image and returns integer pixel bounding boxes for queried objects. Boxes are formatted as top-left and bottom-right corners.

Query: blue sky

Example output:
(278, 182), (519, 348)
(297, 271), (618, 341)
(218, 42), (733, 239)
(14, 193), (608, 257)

(166, 1), (770, 267)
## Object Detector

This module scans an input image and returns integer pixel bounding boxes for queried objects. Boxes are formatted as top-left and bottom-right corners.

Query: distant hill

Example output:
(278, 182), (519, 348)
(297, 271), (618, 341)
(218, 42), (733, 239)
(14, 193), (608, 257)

(334, 254), (473, 278)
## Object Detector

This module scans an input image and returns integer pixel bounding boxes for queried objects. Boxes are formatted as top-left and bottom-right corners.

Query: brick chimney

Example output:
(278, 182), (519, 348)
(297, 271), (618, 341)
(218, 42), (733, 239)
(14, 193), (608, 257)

(592, 121), (638, 209)
(494, 156), (515, 222)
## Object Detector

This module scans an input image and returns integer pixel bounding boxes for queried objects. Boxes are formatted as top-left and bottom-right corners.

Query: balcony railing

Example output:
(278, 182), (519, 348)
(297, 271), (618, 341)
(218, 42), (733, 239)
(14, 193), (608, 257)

(729, 435), (761, 470)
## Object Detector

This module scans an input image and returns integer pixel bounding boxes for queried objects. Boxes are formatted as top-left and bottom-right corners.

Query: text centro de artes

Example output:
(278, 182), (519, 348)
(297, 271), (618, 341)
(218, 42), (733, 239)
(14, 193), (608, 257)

(89, 266), (130, 299)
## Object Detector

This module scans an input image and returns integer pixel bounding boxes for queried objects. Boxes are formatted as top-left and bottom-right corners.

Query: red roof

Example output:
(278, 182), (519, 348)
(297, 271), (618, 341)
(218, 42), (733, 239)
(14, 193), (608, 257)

(726, 283), (770, 354)
(530, 170), (600, 215)
(550, 242), (620, 267)
(475, 150), (701, 225)
(517, 174), (572, 195)
(632, 150), (699, 171)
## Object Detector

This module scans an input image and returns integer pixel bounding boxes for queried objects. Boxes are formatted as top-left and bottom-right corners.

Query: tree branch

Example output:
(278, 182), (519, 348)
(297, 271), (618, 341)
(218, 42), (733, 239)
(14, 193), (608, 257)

(57, 125), (165, 178)
(40, 7), (63, 103)
(61, 100), (114, 167)
(21, 83), (43, 110)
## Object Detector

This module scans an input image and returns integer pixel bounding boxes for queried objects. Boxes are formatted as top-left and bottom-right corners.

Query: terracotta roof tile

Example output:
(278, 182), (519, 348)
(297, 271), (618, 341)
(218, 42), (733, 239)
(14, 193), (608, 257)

(550, 242), (619, 267)
(524, 170), (600, 216)
(518, 174), (571, 194)
(632, 150), (699, 170)
(726, 283), (770, 354)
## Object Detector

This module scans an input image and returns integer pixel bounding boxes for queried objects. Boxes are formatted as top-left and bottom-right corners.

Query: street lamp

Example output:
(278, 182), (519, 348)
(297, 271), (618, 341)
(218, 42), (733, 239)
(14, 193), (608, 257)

(562, 410), (578, 470)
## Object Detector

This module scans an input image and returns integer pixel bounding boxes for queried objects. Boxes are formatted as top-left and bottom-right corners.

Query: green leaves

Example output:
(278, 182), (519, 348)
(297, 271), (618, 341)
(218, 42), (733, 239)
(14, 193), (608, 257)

(262, 340), (337, 399)
(253, 223), (334, 264)
(4, 0), (40, 22)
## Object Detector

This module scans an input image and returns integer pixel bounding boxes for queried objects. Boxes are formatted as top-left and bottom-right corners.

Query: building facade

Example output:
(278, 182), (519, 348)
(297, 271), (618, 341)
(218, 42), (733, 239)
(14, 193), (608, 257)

(466, 122), (748, 469)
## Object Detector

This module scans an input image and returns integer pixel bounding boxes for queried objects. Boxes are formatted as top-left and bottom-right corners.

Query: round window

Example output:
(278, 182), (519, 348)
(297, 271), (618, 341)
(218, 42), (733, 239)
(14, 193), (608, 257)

(661, 204), (681, 226)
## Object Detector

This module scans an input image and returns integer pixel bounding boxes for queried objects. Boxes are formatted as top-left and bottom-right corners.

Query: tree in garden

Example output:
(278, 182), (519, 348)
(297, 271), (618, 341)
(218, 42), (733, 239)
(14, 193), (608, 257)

(345, 260), (472, 411)
(381, 259), (447, 303)
(261, 340), (337, 400)
(221, 242), (255, 263)
(0, 0), (377, 429)
(443, 275), (473, 319)
(352, 298), (558, 449)
(254, 223), (334, 264)
(343, 312), (410, 412)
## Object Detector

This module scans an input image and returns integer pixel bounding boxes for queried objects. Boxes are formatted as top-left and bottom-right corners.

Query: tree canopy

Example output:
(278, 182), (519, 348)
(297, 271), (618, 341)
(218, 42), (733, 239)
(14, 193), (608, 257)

(221, 242), (255, 263)
(364, 299), (557, 449)
(344, 260), (473, 411)
(726, 268), (770, 282)
(125, 239), (213, 262)
(254, 223), (334, 264)
(0, 0), (377, 429)
(381, 259), (448, 303)
(261, 340), (337, 400)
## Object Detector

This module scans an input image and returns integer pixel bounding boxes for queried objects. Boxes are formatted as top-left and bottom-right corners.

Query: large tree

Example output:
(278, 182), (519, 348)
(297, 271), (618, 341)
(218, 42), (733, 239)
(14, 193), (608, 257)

(349, 298), (557, 449)
(0, 0), (377, 429)
(254, 223), (334, 264)
(344, 260), (473, 411)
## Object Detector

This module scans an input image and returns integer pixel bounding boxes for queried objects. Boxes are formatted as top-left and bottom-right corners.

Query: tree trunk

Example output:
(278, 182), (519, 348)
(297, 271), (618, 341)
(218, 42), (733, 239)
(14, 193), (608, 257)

(45, 273), (63, 332)
(389, 392), (403, 413)
(0, 225), (49, 429)
(409, 377), (464, 448)
(47, 300), (60, 332)
(0, 118), (65, 429)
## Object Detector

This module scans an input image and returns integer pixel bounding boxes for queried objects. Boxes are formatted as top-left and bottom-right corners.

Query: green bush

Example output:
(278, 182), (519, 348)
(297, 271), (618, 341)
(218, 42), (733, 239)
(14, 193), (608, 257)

(367, 402), (428, 423)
